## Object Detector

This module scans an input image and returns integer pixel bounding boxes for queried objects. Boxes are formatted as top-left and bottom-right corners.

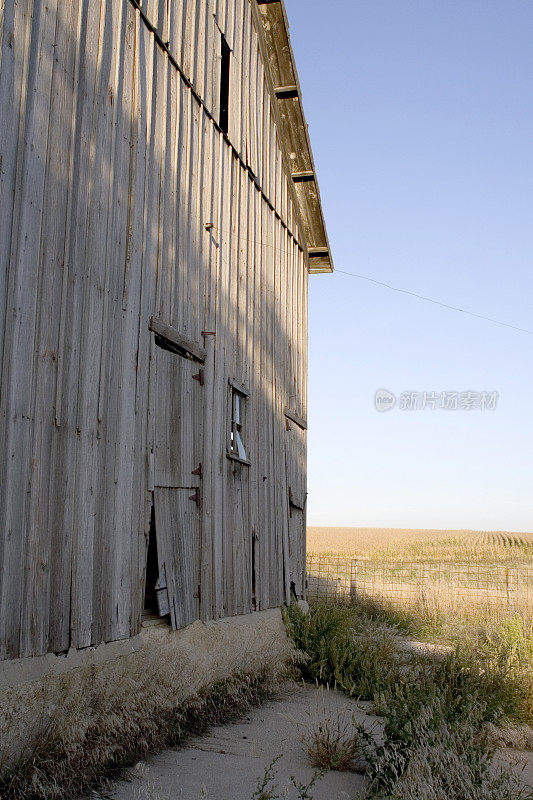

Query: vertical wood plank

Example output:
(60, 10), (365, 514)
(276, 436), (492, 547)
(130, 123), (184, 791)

(0, 0), (31, 384)
(23, 0), (83, 657)
(0, 0), (59, 659)
(104, 0), (138, 643)
(128, 7), (153, 635)
(210, 131), (226, 619)
(134, 20), (159, 631)
(71, 0), (121, 649)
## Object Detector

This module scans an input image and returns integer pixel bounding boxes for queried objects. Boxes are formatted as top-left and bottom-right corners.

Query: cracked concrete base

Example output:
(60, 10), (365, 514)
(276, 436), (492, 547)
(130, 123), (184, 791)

(109, 684), (371, 800)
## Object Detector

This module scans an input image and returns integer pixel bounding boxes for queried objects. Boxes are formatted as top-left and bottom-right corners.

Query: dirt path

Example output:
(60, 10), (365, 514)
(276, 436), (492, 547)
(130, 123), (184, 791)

(107, 684), (370, 800)
(102, 672), (533, 800)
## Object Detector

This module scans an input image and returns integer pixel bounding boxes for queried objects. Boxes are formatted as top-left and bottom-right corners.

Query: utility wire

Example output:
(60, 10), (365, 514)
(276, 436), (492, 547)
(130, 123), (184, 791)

(212, 226), (531, 337)
(335, 268), (533, 336)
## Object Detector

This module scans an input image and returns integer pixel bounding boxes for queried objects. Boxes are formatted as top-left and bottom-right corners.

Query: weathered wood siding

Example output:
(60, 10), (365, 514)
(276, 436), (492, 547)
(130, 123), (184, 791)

(0, 0), (308, 661)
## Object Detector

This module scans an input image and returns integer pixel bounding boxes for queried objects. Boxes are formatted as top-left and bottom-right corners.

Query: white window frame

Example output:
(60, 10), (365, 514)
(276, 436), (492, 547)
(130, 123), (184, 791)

(227, 379), (250, 465)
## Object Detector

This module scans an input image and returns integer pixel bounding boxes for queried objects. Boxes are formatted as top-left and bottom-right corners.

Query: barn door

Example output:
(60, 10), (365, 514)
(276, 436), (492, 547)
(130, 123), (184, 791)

(151, 324), (204, 629)
(284, 413), (307, 600)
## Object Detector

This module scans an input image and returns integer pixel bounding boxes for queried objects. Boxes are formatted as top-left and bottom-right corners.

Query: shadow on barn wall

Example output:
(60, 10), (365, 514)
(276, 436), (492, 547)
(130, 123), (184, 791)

(0, 0), (309, 664)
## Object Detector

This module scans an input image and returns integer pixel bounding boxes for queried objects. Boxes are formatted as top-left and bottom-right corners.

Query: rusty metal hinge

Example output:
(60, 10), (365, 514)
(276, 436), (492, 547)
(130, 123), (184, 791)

(192, 462), (203, 478)
(188, 488), (201, 507)
(192, 368), (204, 385)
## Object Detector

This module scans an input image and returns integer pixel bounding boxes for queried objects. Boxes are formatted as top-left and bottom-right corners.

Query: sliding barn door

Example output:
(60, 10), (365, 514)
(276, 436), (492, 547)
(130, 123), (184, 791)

(153, 342), (203, 629)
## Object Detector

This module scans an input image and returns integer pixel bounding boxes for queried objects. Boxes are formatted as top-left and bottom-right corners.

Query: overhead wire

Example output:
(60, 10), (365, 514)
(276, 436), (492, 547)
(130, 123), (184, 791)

(335, 268), (533, 336)
(211, 226), (533, 336)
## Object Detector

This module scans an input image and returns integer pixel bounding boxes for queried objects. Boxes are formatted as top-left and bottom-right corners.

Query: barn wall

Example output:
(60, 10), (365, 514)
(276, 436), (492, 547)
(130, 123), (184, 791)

(0, 0), (308, 661)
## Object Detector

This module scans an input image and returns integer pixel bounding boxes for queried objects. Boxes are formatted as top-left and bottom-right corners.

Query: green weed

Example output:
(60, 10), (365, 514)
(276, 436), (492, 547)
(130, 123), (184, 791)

(283, 601), (401, 698)
(252, 756), (281, 800)
(284, 601), (533, 799)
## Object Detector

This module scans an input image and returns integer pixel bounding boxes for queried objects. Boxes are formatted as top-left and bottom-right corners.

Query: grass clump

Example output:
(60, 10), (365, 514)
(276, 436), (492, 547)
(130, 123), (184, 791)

(357, 596), (533, 725)
(304, 710), (363, 772)
(466, 615), (533, 724)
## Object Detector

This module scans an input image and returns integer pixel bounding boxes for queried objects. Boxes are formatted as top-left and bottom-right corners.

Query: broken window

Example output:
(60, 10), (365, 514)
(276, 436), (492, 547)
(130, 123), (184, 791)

(229, 386), (247, 461)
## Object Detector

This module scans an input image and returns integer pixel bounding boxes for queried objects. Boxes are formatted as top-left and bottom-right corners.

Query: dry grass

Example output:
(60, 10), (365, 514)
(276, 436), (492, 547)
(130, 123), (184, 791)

(0, 645), (291, 800)
(355, 582), (533, 638)
(0, 612), (294, 799)
(364, 694), (529, 800)
(303, 709), (364, 772)
(307, 527), (533, 562)
(486, 721), (533, 751)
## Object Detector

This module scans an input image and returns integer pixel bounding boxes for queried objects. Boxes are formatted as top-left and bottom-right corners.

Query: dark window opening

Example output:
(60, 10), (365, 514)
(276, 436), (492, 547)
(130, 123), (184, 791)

(154, 332), (193, 360)
(219, 34), (230, 134)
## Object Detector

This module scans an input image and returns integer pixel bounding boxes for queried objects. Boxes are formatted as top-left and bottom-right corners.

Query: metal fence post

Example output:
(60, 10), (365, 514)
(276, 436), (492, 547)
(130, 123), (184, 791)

(506, 567), (510, 607)
(350, 560), (357, 602)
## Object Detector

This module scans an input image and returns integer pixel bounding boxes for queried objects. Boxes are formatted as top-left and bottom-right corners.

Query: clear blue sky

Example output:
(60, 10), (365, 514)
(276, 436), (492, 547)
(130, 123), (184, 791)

(286, 0), (533, 531)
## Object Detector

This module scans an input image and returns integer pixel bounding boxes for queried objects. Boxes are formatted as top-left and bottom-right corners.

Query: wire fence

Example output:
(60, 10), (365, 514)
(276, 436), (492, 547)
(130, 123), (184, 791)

(306, 554), (533, 611)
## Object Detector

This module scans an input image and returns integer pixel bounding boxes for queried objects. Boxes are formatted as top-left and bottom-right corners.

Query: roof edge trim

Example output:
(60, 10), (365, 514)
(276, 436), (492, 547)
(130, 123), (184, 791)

(251, 0), (333, 273)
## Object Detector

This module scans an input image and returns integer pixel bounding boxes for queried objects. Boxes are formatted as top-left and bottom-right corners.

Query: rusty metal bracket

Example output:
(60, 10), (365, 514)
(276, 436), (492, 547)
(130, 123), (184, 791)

(188, 489), (201, 507)
(192, 368), (204, 385)
(192, 462), (203, 478)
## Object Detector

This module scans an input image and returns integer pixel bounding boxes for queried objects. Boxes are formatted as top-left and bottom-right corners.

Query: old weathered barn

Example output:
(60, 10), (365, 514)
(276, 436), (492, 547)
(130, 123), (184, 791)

(0, 0), (332, 664)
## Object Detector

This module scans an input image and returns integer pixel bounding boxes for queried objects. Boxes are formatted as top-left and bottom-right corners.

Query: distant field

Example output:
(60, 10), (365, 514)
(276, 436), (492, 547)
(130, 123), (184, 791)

(307, 526), (533, 562)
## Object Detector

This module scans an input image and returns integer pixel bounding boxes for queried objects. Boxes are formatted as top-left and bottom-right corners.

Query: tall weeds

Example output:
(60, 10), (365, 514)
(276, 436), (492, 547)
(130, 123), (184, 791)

(359, 685), (529, 800)
(283, 601), (400, 698)
(284, 601), (533, 800)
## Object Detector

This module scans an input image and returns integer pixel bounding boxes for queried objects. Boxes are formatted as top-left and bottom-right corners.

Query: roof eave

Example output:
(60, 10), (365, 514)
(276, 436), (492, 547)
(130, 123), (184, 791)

(252, 0), (333, 273)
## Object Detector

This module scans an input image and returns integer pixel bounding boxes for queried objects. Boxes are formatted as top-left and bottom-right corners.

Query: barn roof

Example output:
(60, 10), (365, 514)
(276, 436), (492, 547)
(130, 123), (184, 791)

(252, 0), (333, 274)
